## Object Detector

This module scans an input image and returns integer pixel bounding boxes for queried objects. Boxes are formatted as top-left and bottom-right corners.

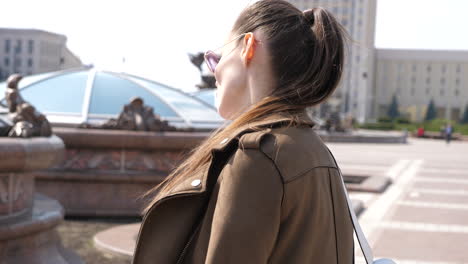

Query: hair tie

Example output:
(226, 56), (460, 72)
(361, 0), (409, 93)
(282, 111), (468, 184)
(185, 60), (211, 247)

(303, 9), (315, 26)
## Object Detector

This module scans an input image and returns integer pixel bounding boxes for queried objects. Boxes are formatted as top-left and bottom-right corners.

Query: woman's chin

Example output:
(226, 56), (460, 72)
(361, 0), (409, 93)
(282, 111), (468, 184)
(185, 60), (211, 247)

(217, 106), (236, 121)
(217, 108), (230, 120)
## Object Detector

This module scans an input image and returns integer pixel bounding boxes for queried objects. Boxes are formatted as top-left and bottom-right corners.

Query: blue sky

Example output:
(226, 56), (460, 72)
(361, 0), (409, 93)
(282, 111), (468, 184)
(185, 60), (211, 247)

(1, 0), (467, 90)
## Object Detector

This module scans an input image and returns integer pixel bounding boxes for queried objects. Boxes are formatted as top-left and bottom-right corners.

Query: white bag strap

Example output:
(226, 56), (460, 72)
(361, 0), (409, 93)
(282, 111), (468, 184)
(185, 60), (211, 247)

(326, 146), (374, 264)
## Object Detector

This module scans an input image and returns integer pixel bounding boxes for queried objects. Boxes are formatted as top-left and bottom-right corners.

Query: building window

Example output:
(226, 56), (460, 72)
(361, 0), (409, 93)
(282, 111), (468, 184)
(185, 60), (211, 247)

(411, 76), (416, 83)
(426, 77), (430, 84)
(4, 57), (9, 66)
(442, 64), (447, 73)
(456, 64), (461, 73)
(28, 40), (34, 54)
(15, 40), (22, 54)
(412, 64), (417, 72)
(411, 88), (415, 96)
(455, 89), (460, 96)
(427, 65), (432, 72)
(4, 39), (10, 53)
(27, 58), (33, 67)
(440, 78), (446, 85)
(14, 58), (21, 67)
(426, 87), (430, 95)
(440, 89), (444, 96)
(456, 78), (460, 85)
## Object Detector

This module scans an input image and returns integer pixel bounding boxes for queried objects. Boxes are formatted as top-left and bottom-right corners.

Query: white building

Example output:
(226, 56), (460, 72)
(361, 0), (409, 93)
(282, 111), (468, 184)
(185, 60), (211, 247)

(0, 28), (82, 81)
(375, 49), (468, 122)
(287, 0), (377, 123)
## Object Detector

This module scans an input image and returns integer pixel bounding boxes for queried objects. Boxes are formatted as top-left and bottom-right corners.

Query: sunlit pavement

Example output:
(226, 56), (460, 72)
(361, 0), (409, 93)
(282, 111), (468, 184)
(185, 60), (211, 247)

(328, 138), (468, 263)
(91, 138), (468, 262)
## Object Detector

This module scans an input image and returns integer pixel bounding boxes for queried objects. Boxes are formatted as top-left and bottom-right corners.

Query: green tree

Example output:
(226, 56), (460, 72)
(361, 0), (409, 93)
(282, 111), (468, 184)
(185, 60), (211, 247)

(387, 94), (400, 119)
(425, 99), (437, 121)
(461, 104), (468, 124)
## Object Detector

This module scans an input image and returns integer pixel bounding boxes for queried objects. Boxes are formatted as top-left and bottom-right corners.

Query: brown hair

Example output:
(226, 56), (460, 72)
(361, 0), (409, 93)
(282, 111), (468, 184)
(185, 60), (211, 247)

(141, 0), (347, 213)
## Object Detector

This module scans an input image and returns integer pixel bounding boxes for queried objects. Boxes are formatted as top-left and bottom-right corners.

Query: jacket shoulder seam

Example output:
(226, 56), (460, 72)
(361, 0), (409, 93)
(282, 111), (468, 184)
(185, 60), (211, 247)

(252, 148), (286, 208)
(327, 167), (340, 263)
(284, 165), (338, 184)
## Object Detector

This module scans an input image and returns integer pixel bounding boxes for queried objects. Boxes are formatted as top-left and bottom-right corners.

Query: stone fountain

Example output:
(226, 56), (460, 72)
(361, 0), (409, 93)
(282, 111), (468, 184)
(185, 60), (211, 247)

(0, 74), (82, 264)
(35, 96), (208, 217)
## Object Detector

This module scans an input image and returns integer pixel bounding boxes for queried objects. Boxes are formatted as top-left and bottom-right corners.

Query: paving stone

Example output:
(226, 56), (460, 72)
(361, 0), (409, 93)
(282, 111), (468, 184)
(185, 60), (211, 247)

(392, 205), (468, 226)
(57, 218), (136, 264)
(329, 138), (468, 263)
(372, 229), (468, 263)
(411, 181), (467, 190)
(404, 191), (468, 204)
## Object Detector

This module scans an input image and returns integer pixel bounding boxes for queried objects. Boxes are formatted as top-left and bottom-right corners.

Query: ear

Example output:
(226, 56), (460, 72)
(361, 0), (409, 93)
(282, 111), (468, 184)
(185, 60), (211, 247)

(240, 32), (256, 66)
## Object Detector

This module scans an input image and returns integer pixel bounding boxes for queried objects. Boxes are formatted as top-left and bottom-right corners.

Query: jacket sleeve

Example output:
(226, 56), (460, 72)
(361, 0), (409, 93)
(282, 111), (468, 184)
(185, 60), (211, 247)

(205, 147), (283, 264)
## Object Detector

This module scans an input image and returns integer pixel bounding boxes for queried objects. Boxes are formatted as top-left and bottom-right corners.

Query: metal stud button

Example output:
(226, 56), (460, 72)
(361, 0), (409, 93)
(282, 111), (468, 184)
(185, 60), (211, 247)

(191, 179), (201, 187)
(220, 138), (228, 144)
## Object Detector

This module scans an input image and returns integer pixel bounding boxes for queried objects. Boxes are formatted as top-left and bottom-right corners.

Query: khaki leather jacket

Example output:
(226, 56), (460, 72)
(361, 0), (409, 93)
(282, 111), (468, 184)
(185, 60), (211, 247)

(132, 112), (354, 264)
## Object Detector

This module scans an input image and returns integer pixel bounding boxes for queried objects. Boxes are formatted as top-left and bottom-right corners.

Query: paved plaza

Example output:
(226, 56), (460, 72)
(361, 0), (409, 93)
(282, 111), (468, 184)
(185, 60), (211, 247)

(330, 138), (468, 263)
(59, 137), (468, 263)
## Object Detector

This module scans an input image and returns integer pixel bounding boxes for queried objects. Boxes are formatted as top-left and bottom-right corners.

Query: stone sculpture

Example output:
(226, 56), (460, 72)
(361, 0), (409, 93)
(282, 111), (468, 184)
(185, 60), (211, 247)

(189, 52), (216, 89)
(5, 74), (26, 113)
(98, 97), (177, 132)
(9, 102), (52, 137)
(3, 74), (52, 137)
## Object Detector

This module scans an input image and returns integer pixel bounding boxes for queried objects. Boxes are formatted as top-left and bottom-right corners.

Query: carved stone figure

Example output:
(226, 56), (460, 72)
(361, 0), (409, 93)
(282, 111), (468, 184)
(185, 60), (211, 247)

(98, 97), (176, 132)
(3, 74), (52, 138)
(189, 52), (216, 89)
(5, 74), (26, 113)
(8, 103), (52, 137)
(189, 52), (205, 72)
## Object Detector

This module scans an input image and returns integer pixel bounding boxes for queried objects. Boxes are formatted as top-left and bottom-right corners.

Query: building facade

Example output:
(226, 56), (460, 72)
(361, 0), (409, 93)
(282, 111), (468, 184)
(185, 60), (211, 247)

(375, 49), (468, 122)
(0, 28), (82, 81)
(287, 0), (377, 123)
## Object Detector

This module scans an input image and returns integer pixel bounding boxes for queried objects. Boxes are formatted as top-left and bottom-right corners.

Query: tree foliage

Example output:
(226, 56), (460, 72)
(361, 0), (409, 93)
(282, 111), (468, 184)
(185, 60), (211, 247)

(387, 94), (400, 119)
(425, 98), (437, 121)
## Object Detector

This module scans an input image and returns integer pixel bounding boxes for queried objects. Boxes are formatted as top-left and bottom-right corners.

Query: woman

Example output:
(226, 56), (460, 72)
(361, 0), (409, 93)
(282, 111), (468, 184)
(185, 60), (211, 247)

(133, 0), (353, 263)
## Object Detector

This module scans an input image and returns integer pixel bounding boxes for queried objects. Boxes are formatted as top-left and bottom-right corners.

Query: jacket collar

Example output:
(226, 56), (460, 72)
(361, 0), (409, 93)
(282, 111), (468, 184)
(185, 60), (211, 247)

(211, 111), (315, 151)
(159, 111), (315, 197)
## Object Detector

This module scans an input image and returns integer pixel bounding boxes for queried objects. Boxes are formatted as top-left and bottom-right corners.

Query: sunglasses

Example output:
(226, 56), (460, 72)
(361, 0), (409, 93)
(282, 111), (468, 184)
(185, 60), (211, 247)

(204, 33), (247, 73)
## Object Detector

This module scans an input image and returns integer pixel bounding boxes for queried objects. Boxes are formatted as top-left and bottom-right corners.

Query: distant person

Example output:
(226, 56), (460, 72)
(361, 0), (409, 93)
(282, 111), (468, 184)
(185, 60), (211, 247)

(417, 127), (425, 137)
(133, 1), (355, 263)
(445, 123), (453, 144)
